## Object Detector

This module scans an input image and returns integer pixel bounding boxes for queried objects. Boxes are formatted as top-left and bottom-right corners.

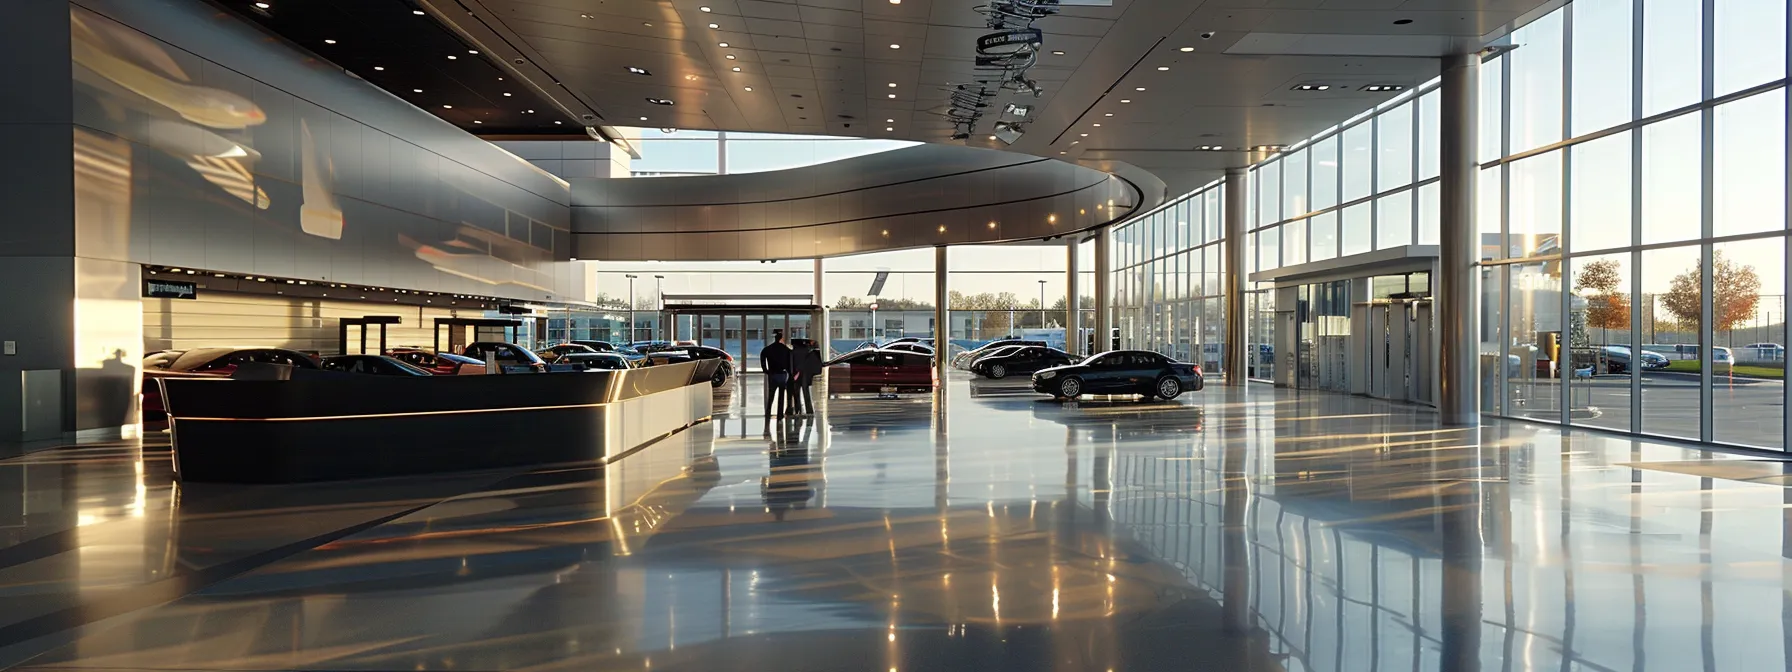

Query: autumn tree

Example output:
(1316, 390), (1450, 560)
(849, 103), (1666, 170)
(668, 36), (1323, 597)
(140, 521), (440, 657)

(1574, 259), (1630, 342)
(1658, 251), (1761, 333)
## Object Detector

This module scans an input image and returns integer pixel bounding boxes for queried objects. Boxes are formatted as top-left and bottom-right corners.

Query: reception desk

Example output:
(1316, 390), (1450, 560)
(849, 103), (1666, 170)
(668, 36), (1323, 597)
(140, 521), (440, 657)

(160, 360), (721, 483)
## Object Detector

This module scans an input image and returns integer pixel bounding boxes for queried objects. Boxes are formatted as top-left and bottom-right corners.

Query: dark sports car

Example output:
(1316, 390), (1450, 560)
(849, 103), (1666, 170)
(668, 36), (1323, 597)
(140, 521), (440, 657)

(1031, 350), (1204, 400)
(971, 345), (1077, 379)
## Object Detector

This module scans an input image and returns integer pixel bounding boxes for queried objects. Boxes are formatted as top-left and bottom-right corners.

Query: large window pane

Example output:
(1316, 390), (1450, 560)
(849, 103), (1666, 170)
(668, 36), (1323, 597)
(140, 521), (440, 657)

(1509, 151), (1563, 259)
(1570, 0), (1635, 136)
(1418, 90), (1440, 180)
(1569, 130), (1634, 250)
(1509, 10), (1565, 153)
(1283, 220), (1308, 266)
(1257, 161), (1281, 226)
(1283, 147), (1309, 218)
(1310, 212), (1338, 262)
(1642, 0), (1702, 115)
(1640, 245), (1702, 440)
(1508, 260), (1564, 417)
(1713, 92), (1787, 238)
(1418, 182), (1441, 246)
(1312, 137), (1339, 211)
(1258, 227), (1280, 271)
(1378, 102), (1414, 191)
(1479, 168), (1503, 260)
(1481, 264), (1507, 415)
(1343, 123), (1374, 202)
(1714, 0), (1786, 97)
(1569, 253), (1635, 435)
(1712, 238), (1785, 449)
(1480, 57), (1506, 162)
(1641, 114), (1702, 245)
(1378, 191), (1413, 249)
(1342, 204), (1372, 256)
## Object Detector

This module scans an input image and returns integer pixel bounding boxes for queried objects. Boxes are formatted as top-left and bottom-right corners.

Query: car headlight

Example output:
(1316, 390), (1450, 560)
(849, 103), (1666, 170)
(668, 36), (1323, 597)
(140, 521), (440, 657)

(1037, 370), (1056, 379)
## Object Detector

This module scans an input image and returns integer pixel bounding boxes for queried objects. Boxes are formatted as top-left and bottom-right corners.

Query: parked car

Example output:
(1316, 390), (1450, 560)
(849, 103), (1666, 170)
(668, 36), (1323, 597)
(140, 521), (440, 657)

(537, 343), (598, 359)
(1590, 345), (1669, 373)
(887, 337), (935, 347)
(884, 342), (935, 356)
(953, 339), (1047, 369)
(142, 347), (321, 416)
(1714, 346), (1734, 374)
(386, 348), (486, 375)
(1031, 350), (1203, 400)
(965, 344), (1034, 370)
(681, 345), (736, 386)
(628, 340), (678, 355)
(569, 340), (621, 353)
(461, 342), (548, 373)
(1741, 343), (1786, 361)
(552, 352), (633, 371)
(825, 349), (934, 396)
(972, 345), (1078, 379)
(320, 355), (434, 376)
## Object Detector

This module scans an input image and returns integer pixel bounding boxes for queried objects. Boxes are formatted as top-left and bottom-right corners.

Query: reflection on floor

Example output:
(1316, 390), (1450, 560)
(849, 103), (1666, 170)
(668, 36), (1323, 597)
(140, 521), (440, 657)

(2, 373), (1791, 670)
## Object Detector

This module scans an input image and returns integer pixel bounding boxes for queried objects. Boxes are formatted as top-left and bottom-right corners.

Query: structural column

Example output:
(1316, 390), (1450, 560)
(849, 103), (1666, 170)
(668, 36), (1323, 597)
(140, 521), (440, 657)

(1438, 53), (1482, 425)
(1065, 238), (1080, 356)
(1223, 167), (1248, 385)
(934, 246), (950, 388)
(814, 258), (828, 358)
(1092, 229), (1111, 354)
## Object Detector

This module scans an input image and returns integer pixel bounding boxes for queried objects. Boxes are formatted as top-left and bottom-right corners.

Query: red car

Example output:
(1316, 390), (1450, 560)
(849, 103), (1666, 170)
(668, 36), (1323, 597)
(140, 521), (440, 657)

(386, 347), (486, 375)
(141, 347), (320, 417)
(825, 349), (935, 396)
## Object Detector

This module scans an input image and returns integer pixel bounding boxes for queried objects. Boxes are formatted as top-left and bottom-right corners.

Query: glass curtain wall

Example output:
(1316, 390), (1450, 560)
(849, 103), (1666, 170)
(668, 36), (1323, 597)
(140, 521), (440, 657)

(1479, 0), (1788, 450)
(1108, 181), (1227, 373)
(626, 128), (919, 177)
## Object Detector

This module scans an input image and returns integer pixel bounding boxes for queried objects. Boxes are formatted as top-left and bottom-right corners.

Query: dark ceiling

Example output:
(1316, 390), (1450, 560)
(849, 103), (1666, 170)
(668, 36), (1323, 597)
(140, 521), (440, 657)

(212, 0), (577, 136)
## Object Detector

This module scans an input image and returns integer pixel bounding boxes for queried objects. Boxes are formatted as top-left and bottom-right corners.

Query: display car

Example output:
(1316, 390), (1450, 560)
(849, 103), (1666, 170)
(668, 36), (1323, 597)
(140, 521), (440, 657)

(964, 344), (1029, 370)
(537, 343), (598, 359)
(971, 345), (1078, 379)
(569, 340), (620, 353)
(953, 339), (1046, 369)
(551, 352), (633, 371)
(461, 342), (549, 372)
(142, 347), (321, 416)
(386, 348), (486, 375)
(1031, 350), (1203, 400)
(320, 355), (434, 376)
(628, 340), (679, 355)
(883, 342), (935, 356)
(681, 345), (736, 386)
(825, 349), (934, 397)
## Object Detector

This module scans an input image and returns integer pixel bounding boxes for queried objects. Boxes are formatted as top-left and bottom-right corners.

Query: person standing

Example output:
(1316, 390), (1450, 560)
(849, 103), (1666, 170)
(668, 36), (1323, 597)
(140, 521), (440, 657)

(789, 338), (822, 415)
(759, 330), (793, 418)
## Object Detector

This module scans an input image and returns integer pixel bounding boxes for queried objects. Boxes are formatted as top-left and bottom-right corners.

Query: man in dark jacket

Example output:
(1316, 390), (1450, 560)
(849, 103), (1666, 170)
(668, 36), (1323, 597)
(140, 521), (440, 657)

(760, 330), (792, 418)
(789, 338), (824, 415)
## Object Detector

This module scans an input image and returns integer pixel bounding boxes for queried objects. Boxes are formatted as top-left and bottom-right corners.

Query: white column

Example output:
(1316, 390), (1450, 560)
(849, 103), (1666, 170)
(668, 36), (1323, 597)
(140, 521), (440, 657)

(1223, 167), (1248, 385)
(1438, 53), (1481, 425)
(934, 246), (949, 388)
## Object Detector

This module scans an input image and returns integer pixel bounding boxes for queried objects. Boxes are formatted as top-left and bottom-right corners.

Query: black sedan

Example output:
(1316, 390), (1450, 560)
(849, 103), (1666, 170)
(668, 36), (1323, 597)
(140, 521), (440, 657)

(1031, 350), (1203, 400)
(971, 345), (1077, 379)
(320, 355), (434, 376)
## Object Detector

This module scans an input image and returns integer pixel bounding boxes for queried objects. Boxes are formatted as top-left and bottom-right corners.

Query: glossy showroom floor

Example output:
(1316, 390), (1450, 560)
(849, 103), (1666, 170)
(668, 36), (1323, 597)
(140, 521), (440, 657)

(3, 374), (1792, 671)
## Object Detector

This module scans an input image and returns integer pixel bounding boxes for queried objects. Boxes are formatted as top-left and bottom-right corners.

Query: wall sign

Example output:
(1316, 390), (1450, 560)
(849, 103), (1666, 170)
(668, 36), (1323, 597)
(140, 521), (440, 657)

(144, 279), (198, 300)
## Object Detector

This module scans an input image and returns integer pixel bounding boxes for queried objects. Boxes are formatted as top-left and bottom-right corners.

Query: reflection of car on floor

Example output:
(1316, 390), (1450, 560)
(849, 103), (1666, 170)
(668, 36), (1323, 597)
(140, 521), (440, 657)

(551, 352), (633, 371)
(461, 342), (548, 372)
(971, 345), (1077, 379)
(1032, 350), (1203, 400)
(320, 355), (434, 376)
(142, 347), (320, 417)
(825, 349), (934, 396)
(386, 348), (485, 375)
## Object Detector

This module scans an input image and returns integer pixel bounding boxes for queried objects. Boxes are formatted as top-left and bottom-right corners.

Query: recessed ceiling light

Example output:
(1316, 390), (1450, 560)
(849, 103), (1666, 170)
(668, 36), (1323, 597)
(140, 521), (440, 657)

(579, 13), (593, 18)
(886, 127), (893, 131)
(708, 22), (719, 28)
(413, 88), (423, 93)
(373, 66), (384, 71)
(1135, 87), (1146, 91)
(1156, 66), (1169, 71)
(254, 1), (270, 7)
(1121, 99), (1132, 103)
(890, 0), (900, 4)
(731, 66), (741, 71)
(442, 104), (452, 109)
(323, 39), (337, 44)
(643, 22), (653, 27)
(886, 118), (894, 123)
(700, 5), (712, 11)
(502, 92), (512, 96)
(889, 43), (900, 49)
(1051, 50), (1065, 55)
(472, 120), (482, 124)
(1104, 113), (1113, 117)
(887, 93), (896, 98)
(888, 82), (897, 88)
(1058, 151), (1066, 155)
(726, 54), (736, 60)
(414, 9), (425, 15)
(647, 97), (676, 105)
(988, 135), (997, 141)
(554, 120), (563, 124)
(627, 66), (651, 75)
(1179, 46), (1195, 52)
(446, 55), (457, 60)
(1079, 133), (1088, 137)
(744, 86), (753, 91)
(1093, 123), (1101, 127)
(719, 42), (729, 47)
(525, 109), (534, 113)
(468, 50), (479, 54)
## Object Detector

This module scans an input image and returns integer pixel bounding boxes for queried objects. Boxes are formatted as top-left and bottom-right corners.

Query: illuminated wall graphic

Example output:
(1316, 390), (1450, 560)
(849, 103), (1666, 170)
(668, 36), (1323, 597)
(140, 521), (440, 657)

(68, 1), (579, 302)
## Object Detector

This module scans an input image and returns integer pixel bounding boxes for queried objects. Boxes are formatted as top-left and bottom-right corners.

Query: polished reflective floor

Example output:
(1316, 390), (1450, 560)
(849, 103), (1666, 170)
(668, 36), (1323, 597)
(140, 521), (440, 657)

(3, 373), (1791, 671)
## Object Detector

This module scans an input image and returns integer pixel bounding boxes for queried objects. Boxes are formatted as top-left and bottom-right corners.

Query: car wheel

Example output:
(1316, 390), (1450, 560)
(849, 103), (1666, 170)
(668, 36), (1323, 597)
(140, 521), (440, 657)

(1058, 376), (1083, 398)
(1155, 376), (1182, 400)
(989, 364), (1007, 379)
(711, 370), (727, 387)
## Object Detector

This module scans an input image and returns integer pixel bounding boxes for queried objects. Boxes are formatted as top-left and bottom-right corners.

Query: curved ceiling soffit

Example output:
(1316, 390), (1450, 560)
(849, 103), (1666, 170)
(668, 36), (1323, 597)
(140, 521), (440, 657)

(571, 144), (1141, 261)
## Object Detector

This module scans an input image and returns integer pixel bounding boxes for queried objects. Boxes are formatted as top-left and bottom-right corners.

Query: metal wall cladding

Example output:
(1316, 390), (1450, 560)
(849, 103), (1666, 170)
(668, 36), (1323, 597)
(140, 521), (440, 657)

(70, 0), (578, 303)
(571, 144), (1146, 261)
